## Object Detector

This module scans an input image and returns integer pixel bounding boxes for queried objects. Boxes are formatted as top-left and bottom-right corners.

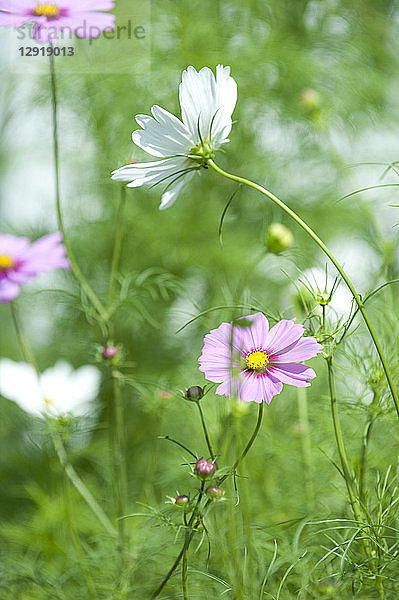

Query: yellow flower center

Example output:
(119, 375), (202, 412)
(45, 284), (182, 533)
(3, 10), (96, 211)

(245, 350), (269, 373)
(44, 397), (55, 409)
(34, 4), (60, 18)
(0, 255), (15, 271)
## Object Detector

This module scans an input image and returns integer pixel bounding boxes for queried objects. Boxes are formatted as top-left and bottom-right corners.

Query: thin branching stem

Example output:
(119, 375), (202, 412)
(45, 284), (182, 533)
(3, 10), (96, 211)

(152, 403), (264, 597)
(207, 159), (399, 419)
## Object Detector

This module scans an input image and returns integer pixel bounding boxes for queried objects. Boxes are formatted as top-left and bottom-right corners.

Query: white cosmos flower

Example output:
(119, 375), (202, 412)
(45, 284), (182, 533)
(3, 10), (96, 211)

(0, 359), (101, 418)
(111, 65), (237, 210)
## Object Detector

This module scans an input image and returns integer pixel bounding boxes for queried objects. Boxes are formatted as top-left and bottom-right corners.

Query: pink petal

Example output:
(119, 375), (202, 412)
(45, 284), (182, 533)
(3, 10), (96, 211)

(70, 12), (115, 37)
(240, 312), (269, 350)
(269, 363), (316, 387)
(62, 0), (114, 9)
(239, 374), (264, 403)
(0, 279), (20, 303)
(0, 234), (30, 257)
(215, 375), (241, 398)
(273, 337), (323, 362)
(265, 318), (305, 355)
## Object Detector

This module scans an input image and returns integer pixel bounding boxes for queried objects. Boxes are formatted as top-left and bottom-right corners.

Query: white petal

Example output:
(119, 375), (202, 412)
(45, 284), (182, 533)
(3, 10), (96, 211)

(112, 157), (193, 188)
(0, 359), (43, 417)
(159, 171), (194, 210)
(41, 361), (100, 417)
(62, 366), (101, 417)
(132, 105), (192, 157)
(179, 65), (237, 147)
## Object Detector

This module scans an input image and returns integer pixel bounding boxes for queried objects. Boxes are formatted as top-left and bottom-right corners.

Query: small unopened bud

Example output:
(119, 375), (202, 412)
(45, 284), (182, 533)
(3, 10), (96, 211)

(206, 485), (224, 499)
(194, 457), (215, 480)
(102, 345), (119, 359)
(300, 88), (321, 111)
(316, 577), (336, 595)
(175, 494), (189, 507)
(185, 386), (204, 402)
(315, 291), (331, 306)
(266, 223), (294, 254)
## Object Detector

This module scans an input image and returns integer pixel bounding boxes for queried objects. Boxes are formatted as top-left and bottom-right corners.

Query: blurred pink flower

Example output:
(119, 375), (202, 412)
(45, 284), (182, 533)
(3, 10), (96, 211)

(199, 312), (322, 405)
(0, 0), (115, 44)
(0, 231), (69, 302)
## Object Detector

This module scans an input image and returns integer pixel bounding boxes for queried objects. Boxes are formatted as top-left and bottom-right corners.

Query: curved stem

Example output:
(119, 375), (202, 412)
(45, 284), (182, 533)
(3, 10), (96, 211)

(208, 159), (399, 419)
(196, 401), (215, 460)
(49, 54), (107, 322)
(228, 400), (264, 478)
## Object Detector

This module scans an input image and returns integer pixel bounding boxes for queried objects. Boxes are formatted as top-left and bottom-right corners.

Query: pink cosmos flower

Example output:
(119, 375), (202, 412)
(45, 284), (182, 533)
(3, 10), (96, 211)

(0, 231), (70, 302)
(198, 312), (323, 405)
(0, 0), (115, 44)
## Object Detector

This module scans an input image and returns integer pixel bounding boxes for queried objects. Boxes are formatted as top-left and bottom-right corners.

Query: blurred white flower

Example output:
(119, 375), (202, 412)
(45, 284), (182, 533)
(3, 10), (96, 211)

(112, 64), (237, 209)
(0, 360), (101, 418)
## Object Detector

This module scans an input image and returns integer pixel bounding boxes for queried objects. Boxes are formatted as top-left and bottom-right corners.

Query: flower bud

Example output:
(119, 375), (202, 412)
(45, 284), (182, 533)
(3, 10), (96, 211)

(158, 389), (173, 400)
(102, 345), (119, 359)
(316, 577), (336, 595)
(206, 485), (224, 499)
(194, 457), (215, 480)
(266, 223), (294, 254)
(300, 88), (321, 111)
(175, 494), (190, 507)
(185, 386), (204, 402)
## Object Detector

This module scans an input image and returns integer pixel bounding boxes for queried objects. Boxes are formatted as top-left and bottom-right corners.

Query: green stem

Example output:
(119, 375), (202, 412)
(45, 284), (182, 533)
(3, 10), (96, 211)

(10, 302), (117, 538)
(112, 373), (129, 551)
(359, 416), (375, 503)
(10, 303), (40, 373)
(297, 387), (314, 509)
(196, 401), (215, 460)
(229, 401), (264, 477)
(49, 54), (107, 322)
(182, 544), (189, 600)
(63, 470), (98, 599)
(151, 484), (204, 599)
(152, 403), (263, 598)
(108, 186), (127, 311)
(326, 356), (361, 521)
(207, 159), (399, 419)
(52, 431), (117, 538)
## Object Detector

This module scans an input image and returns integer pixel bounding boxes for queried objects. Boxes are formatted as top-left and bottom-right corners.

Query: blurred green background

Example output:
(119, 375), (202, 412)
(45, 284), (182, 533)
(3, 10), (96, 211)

(1, 0), (399, 597)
